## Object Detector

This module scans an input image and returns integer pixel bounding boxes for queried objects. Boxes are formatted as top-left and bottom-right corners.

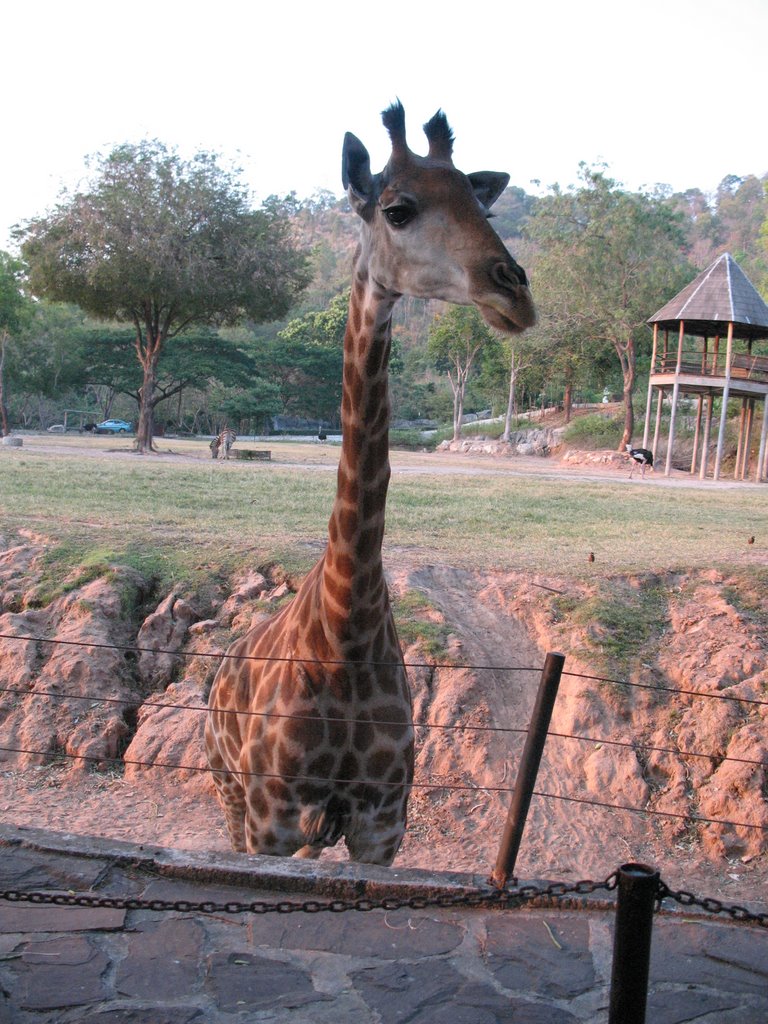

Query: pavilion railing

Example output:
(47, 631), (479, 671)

(653, 345), (768, 384)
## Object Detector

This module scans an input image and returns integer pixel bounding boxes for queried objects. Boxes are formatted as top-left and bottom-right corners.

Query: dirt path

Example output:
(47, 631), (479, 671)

(10, 436), (753, 488)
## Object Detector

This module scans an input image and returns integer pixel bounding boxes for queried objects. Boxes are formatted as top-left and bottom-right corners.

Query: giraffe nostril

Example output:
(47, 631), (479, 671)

(492, 260), (528, 290)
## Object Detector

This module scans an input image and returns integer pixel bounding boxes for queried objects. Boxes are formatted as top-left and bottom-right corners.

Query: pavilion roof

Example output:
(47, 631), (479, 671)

(648, 253), (768, 341)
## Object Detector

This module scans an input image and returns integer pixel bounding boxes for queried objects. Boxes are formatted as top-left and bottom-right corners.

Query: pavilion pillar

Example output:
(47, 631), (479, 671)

(700, 393), (714, 480)
(664, 322), (685, 477)
(713, 323), (735, 481)
(691, 394), (704, 474)
(653, 388), (664, 461)
(734, 399), (748, 480)
(742, 399), (755, 480)
(642, 325), (658, 451)
(756, 395), (768, 484)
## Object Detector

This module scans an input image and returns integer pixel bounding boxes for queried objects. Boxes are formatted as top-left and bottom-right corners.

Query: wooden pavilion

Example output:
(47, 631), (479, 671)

(642, 253), (768, 483)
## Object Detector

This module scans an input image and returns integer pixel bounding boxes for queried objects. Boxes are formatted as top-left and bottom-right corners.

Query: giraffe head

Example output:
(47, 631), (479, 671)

(342, 101), (535, 334)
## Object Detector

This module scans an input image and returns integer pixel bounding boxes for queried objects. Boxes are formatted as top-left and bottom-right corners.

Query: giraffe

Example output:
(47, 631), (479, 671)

(205, 102), (535, 865)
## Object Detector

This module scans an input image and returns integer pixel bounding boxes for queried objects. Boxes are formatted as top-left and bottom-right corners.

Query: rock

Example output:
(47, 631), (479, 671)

(217, 571), (269, 625)
(266, 582), (291, 602)
(137, 593), (198, 689)
(123, 679), (209, 784)
(582, 744), (650, 807)
(697, 723), (768, 859)
(436, 430), (561, 458)
(0, 568), (143, 771)
(187, 619), (218, 635)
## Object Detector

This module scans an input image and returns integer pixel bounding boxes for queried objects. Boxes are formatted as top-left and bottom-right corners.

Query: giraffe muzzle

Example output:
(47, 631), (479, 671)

(475, 260), (536, 334)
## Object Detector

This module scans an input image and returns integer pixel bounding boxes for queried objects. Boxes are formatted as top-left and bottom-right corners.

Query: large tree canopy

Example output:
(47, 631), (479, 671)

(245, 291), (348, 425)
(0, 252), (34, 436)
(18, 141), (310, 450)
(527, 167), (692, 448)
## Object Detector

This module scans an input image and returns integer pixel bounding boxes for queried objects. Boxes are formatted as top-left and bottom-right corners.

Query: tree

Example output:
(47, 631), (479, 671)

(500, 339), (535, 438)
(206, 378), (282, 435)
(18, 141), (310, 451)
(0, 252), (34, 436)
(251, 291), (348, 424)
(7, 302), (96, 428)
(527, 167), (692, 448)
(83, 325), (262, 426)
(427, 306), (500, 441)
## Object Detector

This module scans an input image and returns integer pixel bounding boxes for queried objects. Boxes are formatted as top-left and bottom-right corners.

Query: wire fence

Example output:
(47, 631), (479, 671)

(1, 621), (766, 1024)
(0, 630), (766, 837)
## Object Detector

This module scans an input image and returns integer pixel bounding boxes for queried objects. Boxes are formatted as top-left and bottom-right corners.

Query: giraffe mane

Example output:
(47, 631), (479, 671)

(423, 110), (454, 162)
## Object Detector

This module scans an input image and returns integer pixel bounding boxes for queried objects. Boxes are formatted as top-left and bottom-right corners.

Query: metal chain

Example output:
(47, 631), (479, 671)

(0, 876), (617, 916)
(3, 875), (766, 926)
(656, 881), (768, 928)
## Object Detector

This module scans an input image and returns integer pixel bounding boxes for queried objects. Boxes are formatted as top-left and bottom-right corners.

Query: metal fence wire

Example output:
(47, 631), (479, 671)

(1, 633), (767, 1024)
(0, 632), (766, 839)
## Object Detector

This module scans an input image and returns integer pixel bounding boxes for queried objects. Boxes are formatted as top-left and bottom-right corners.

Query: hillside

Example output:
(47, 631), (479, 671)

(1, 529), (766, 903)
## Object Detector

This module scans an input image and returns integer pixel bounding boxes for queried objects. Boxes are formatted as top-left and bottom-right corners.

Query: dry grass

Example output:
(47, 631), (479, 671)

(1, 435), (765, 589)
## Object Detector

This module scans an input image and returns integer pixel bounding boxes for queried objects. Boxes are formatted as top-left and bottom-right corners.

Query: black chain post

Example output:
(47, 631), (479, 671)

(608, 862), (660, 1024)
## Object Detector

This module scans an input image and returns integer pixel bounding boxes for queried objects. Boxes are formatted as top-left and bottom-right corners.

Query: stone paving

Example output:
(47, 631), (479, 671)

(0, 825), (766, 1023)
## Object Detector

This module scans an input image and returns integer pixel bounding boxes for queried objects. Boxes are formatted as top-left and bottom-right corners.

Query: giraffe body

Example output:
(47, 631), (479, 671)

(206, 103), (535, 864)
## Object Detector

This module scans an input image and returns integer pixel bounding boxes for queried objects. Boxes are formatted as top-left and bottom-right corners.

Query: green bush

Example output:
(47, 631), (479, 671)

(563, 413), (623, 449)
(390, 429), (434, 450)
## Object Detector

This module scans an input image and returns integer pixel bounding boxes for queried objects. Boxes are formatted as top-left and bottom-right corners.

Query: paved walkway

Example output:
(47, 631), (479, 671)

(0, 826), (765, 1023)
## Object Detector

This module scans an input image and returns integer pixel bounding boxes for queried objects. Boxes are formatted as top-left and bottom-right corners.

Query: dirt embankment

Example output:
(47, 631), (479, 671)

(0, 530), (766, 901)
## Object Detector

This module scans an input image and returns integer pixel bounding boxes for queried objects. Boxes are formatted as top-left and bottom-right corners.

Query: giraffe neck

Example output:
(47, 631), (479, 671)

(321, 261), (397, 646)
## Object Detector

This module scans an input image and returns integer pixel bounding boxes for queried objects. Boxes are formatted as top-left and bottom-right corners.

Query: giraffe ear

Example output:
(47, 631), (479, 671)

(468, 172), (510, 212)
(342, 132), (375, 215)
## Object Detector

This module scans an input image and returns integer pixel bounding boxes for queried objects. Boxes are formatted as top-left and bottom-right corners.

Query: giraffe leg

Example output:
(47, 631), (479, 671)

(205, 728), (248, 853)
(345, 833), (402, 866)
(345, 815), (406, 867)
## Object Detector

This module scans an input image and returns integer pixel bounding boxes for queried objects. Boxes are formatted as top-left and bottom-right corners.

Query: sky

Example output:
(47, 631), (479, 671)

(3, 0), (766, 250)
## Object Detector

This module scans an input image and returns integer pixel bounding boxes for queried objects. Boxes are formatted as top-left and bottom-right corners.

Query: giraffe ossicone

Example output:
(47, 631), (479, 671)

(205, 102), (535, 865)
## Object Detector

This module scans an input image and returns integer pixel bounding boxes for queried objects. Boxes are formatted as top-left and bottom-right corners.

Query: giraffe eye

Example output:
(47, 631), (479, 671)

(383, 205), (415, 228)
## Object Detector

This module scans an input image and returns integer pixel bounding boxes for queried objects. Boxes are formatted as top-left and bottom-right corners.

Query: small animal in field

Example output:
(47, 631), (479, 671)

(626, 445), (654, 479)
(210, 428), (236, 460)
(317, 426), (327, 443)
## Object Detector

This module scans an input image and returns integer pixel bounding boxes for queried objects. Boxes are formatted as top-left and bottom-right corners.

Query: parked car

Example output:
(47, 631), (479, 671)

(95, 419), (133, 434)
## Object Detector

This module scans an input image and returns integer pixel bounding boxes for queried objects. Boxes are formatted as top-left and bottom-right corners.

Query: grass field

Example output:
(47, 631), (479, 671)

(1, 435), (765, 592)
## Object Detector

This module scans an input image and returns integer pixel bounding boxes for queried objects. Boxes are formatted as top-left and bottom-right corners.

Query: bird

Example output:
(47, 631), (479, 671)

(626, 445), (654, 480)
(317, 425), (327, 443)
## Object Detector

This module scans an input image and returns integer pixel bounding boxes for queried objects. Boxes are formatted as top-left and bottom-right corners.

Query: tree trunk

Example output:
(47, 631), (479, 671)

(134, 323), (163, 453)
(617, 336), (636, 450)
(563, 380), (573, 423)
(0, 330), (10, 437)
(502, 346), (517, 442)
(136, 356), (158, 452)
(453, 384), (464, 443)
